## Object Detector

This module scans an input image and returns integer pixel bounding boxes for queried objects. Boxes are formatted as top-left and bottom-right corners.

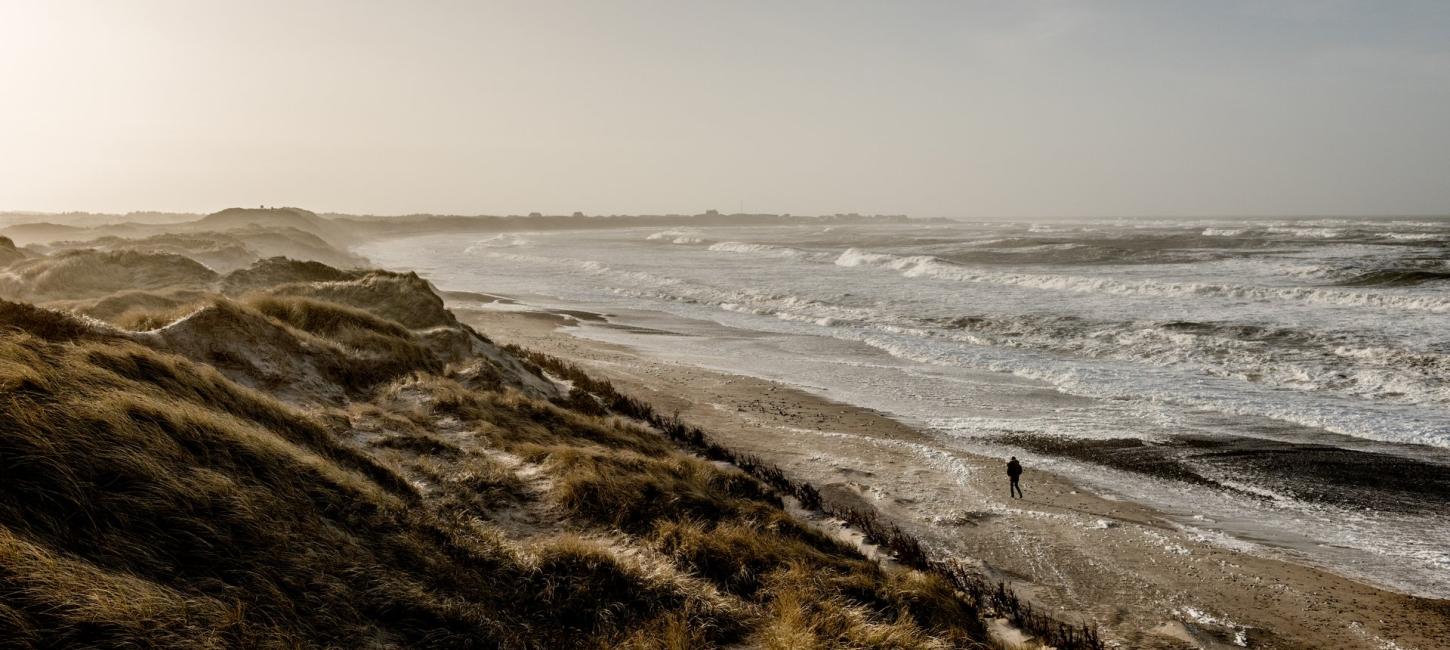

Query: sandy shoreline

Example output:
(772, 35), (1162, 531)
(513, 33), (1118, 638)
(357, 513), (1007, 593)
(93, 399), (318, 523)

(458, 303), (1449, 650)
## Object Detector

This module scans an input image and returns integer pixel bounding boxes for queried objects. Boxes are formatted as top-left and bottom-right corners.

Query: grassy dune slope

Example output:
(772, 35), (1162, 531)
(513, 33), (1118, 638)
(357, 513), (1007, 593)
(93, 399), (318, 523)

(0, 249), (218, 301)
(30, 228), (367, 273)
(0, 250), (1097, 648)
(0, 236), (29, 267)
(1, 207), (367, 275)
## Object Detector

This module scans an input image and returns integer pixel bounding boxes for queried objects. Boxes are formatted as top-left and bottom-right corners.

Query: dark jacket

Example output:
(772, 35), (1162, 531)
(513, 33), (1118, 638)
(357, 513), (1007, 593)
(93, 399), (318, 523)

(1007, 459), (1022, 478)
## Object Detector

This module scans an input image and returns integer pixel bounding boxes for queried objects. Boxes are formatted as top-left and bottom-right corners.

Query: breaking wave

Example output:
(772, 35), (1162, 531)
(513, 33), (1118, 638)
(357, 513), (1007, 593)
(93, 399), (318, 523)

(834, 249), (1450, 313)
(707, 241), (830, 260)
(490, 248), (1450, 415)
(1335, 269), (1450, 287)
(464, 234), (531, 251)
(645, 229), (707, 244)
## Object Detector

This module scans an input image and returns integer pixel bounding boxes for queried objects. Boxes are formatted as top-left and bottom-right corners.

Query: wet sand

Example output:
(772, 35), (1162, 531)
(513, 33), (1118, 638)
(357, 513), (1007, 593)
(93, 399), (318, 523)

(988, 432), (1450, 515)
(458, 305), (1450, 650)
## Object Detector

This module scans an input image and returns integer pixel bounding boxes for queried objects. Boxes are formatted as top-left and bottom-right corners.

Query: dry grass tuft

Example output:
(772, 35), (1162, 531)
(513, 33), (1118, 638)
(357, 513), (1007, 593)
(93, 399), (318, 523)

(379, 373), (673, 455)
(111, 299), (208, 331)
(242, 294), (442, 390)
(264, 271), (458, 329)
(523, 445), (780, 532)
(756, 565), (952, 650)
(219, 256), (364, 295)
(244, 294), (413, 340)
(0, 299), (115, 342)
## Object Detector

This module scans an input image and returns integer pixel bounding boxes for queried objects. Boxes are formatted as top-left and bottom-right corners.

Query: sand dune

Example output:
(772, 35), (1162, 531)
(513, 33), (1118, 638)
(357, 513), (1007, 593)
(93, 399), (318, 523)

(0, 249), (218, 301)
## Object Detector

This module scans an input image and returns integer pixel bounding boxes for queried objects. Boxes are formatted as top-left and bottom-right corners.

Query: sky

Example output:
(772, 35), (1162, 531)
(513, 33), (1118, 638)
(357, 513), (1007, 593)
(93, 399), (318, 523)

(2, 1), (1449, 218)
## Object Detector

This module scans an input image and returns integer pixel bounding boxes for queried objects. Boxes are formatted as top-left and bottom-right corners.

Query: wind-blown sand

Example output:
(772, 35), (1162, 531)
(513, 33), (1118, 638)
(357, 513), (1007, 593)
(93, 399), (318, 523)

(458, 305), (1450, 650)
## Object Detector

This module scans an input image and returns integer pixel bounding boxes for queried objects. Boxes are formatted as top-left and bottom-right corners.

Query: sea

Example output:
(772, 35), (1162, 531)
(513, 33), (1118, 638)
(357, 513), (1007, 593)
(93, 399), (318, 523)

(358, 217), (1450, 598)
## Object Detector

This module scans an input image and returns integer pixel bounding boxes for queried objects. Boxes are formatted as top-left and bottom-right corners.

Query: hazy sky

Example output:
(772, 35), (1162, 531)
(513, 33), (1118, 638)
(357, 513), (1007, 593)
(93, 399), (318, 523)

(3, 1), (1449, 218)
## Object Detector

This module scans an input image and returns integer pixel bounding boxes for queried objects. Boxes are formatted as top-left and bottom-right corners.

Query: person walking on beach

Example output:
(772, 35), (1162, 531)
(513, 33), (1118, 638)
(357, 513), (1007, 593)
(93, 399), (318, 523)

(1007, 456), (1024, 499)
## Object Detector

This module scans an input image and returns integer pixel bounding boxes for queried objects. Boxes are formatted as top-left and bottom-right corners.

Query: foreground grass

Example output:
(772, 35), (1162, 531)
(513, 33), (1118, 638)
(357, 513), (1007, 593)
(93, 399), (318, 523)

(0, 327), (744, 648)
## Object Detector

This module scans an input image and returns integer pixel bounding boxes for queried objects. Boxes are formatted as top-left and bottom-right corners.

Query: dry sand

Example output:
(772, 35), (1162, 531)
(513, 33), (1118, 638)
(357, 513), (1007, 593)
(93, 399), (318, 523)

(459, 306), (1450, 650)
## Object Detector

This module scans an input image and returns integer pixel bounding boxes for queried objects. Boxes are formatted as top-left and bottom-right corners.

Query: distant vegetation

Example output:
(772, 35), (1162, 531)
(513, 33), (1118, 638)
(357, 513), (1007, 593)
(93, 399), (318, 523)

(1, 206), (936, 252)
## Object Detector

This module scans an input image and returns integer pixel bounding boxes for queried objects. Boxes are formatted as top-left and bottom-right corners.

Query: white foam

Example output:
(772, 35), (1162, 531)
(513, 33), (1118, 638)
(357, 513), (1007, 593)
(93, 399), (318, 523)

(1264, 226), (1344, 238)
(1202, 227), (1251, 236)
(646, 228), (703, 241)
(706, 241), (827, 260)
(859, 334), (1450, 448)
(1177, 607), (1249, 646)
(833, 248), (1450, 313)
(464, 234), (531, 251)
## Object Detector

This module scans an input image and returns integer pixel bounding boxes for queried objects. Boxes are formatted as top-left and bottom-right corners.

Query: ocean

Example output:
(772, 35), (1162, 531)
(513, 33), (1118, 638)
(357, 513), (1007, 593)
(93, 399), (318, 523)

(359, 217), (1450, 598)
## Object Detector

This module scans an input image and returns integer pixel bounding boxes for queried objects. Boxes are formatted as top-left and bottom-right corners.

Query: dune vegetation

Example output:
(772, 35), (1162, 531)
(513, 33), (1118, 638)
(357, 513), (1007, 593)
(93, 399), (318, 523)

(28, 227), (366, 273)
(0, 236), (29, 267)
(0, 249), (219, 301)
(0, 234), (1100, 648)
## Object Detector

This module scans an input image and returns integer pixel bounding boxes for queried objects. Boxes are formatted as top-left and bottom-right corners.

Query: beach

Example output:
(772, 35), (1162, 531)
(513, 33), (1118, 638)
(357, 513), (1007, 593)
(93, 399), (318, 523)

(458, 304), (1450, 649)
(358, 219), (1450, 607)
